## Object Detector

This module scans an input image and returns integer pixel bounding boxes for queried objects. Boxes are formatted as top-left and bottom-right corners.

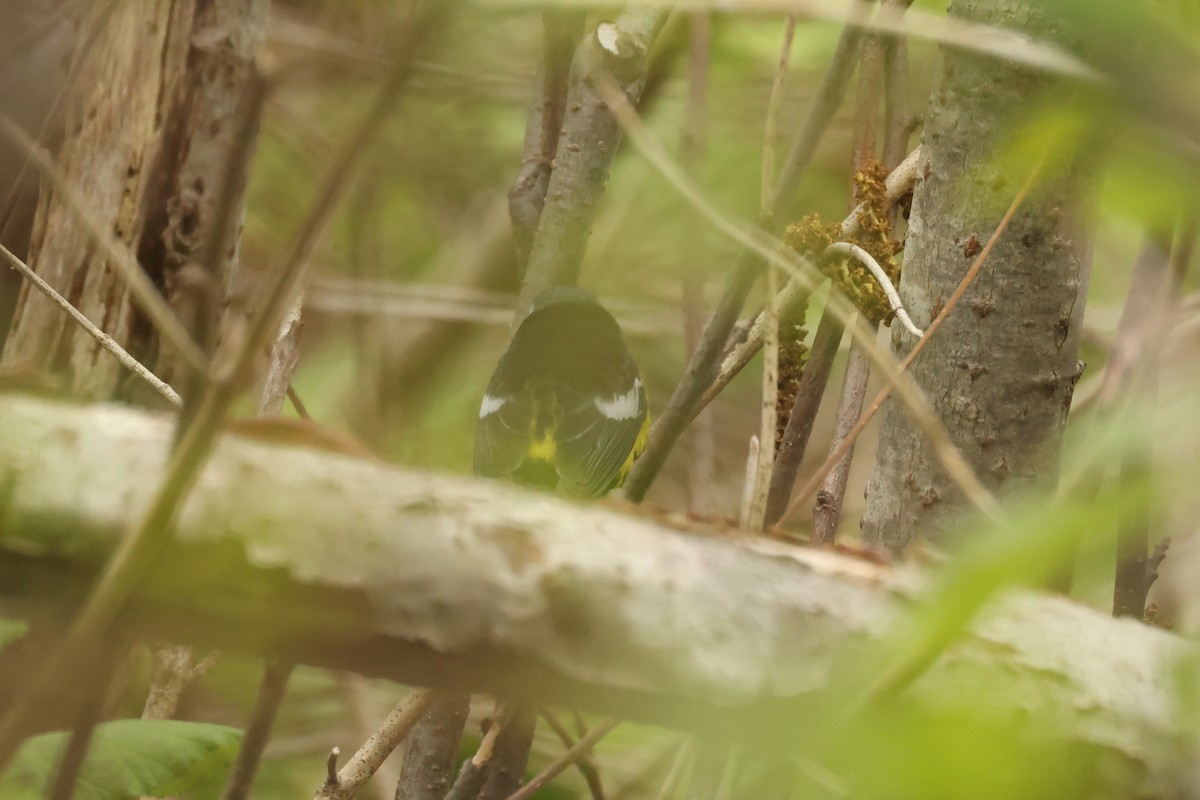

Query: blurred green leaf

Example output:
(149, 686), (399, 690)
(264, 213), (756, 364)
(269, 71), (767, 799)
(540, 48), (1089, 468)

(0, 620), (27, 649)
(0, 720), (242, 800)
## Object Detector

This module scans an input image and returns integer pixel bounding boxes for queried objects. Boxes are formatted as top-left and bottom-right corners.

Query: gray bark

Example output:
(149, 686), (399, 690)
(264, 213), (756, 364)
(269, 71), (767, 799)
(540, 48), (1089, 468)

(861, 0), (1090, 552)
(394, 692), (470, 800)
(0, 393), (1193, 798)
(515, 8), (668, 315)
(1, 0), (267, 402)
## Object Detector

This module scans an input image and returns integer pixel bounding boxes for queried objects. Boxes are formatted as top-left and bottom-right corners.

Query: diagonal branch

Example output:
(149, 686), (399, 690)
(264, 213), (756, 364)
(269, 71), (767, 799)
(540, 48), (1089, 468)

(622, 10), (870, 501)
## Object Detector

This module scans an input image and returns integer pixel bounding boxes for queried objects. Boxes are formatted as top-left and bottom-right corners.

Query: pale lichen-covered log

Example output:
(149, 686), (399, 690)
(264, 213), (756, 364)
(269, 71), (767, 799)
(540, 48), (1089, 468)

(0, 394), (1194, 795)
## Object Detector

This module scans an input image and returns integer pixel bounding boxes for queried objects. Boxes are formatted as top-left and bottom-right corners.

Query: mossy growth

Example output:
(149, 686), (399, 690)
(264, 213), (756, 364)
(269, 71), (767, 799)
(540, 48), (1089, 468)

(783, 160), (904, 327)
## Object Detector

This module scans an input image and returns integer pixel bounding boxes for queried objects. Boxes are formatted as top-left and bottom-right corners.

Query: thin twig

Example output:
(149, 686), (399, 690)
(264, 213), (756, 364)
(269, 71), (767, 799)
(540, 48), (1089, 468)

(652, 741), (693, 800)
(680, 10), (715, 514)
(514, 8), (669, 314)
(813, 0), (913, 544)
(337, 677), (397, 800)
(770, 3), (873, 213)
(0, 243), (181, 405)
(314, 689), (438, 800)
(766, 17), (883, 529)
(444, 716), (505, 800)
(140, 645), (218, 721)
(259, 293), (304, 416)
(738, 435), (761, 530)
(597, 78), (1002, 522)
(504, 719), (620, 800)
(825, 241), (923, 336)
(478, 704), (537, 800)
(219, 313), (307, 800)
(0, 117), (210, 379)
(781, 164), (1045, 524)
(539, 709), (606, 800)
(760, 14), (798, 212)
(696, 150), (920, 414)
(764, 313), (844, 525)
(748, 16), (799, 531)
(880, 0), (916, 171)
(500, 0), (1099, 83)
(508, 10), (584, 264)
(220, 662), (294, 800)
(812, 341), (871, 543)
(622, 11), (869, 501)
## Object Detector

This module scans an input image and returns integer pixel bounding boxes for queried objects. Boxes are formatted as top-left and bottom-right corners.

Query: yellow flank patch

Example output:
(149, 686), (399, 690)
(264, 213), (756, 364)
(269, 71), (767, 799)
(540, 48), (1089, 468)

(527, 434), (557, 462)
(617, 413), (651, 482)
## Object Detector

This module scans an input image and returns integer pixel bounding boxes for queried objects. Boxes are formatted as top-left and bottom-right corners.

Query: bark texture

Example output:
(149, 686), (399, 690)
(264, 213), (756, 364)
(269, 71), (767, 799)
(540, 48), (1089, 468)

(0, 394), (1193, 799)
(1, 0), (267, 401)
(860, 0), (1089, 552)
(515, 8), (668, 314)
(0, 1), (73, 346)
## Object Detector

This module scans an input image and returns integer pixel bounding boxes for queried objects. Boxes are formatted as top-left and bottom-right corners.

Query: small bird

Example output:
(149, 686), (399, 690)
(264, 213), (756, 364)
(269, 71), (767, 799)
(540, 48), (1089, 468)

(474, 286), (648, 497)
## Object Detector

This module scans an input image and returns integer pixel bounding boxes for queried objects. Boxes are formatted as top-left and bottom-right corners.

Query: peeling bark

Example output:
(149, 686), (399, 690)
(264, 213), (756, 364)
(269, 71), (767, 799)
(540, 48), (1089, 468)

(0, 394), (1193, 798)
(861, 0), (1091, 552)
(1, 0), (267, 402)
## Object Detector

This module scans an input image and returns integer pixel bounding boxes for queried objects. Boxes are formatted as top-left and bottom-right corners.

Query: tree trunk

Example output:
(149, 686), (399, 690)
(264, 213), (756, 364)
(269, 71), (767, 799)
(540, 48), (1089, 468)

(860, 0), (1090, 552)
(1, 0), (267, 402)
(0, 1), (73, 347)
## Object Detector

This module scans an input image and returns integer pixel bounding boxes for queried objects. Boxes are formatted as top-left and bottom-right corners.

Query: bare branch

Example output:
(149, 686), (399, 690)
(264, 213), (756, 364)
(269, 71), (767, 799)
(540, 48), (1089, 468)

(221, 662), (294, 800)
(812, 342), (871, 543)
(764, 314), (844, 525)
(505, 720), (619, 800)
(0, 243), (181, 406)
(515, 8), (669, 315)
(623, 10), (869, 501)
(395, 692), (471, 800)
(314, 689), (438, 800)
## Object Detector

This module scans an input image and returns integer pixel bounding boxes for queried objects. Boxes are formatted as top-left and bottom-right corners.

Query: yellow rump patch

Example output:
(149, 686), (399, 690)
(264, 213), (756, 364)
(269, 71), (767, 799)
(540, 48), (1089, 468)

(527, 435), (557, 462)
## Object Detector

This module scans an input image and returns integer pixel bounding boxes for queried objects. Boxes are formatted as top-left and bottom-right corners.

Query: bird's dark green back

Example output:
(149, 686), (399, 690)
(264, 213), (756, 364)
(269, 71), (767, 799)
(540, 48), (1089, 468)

(474, 287), (647, 497)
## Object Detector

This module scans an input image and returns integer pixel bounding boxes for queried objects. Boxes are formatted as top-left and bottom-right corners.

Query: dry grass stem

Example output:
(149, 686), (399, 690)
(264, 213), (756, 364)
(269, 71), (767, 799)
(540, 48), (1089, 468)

(499, 0), (1097, 81)
(0, 243), (181, 405)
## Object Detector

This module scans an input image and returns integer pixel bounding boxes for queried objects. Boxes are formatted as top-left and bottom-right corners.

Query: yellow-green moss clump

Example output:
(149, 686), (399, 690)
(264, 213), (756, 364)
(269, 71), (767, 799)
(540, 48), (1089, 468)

(783, 161), (904, 327)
